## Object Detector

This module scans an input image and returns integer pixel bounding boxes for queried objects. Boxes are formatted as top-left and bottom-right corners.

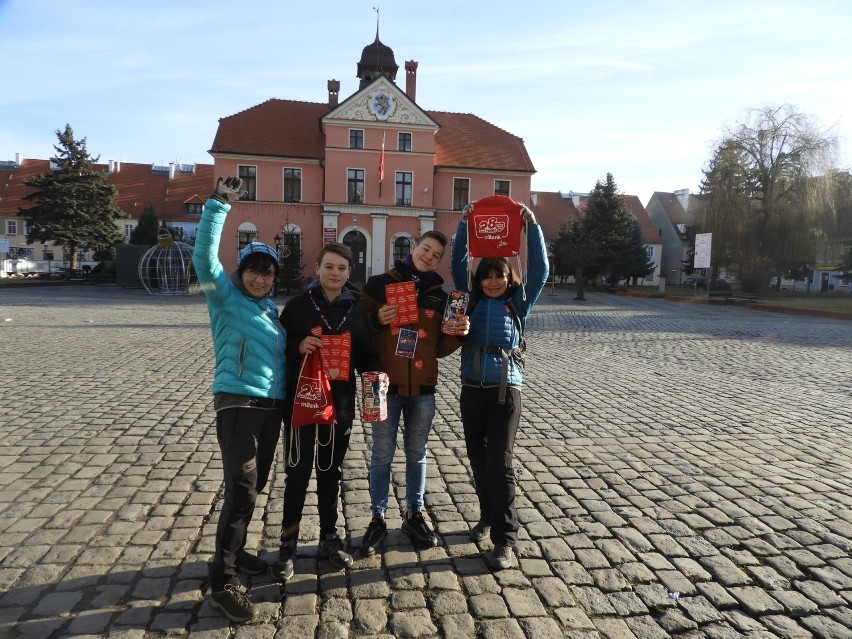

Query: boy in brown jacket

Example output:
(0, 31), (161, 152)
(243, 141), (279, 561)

(357, 231), (468, 555)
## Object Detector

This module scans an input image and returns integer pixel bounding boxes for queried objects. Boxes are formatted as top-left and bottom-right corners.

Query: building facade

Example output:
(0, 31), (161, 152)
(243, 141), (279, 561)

(207, 33), (535, 284)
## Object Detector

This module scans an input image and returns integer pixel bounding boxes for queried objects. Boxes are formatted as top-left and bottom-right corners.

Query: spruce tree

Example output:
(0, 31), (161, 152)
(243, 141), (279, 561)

(583, 173), (635, 284)
(20, 124), (125, 274)
(129, 204), (160, 246)
(278, 233), (306, 295)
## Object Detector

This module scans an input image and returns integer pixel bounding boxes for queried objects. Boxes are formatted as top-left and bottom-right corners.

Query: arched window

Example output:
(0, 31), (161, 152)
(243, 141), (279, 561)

(393, 235), (413, 264)
(237, 222), (258, 251)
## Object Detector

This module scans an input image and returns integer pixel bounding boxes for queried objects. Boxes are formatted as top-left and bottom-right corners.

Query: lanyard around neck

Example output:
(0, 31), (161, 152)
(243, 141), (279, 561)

(308, 289), (353, 333)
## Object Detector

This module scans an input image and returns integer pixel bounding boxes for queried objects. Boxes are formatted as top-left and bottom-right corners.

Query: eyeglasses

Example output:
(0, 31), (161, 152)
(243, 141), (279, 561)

(245, 268), (275, 280)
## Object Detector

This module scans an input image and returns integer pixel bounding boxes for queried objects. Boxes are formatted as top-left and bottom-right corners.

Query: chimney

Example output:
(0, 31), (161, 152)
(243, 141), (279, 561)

(405, 60), (418, 101)
(530, 193), (537, 207)
(169, 162), (175, 181)
(15, 153), (24, 167)
(108, 160), (114, 173)
(328, 79), (340, 108)
(115, 160), (121, 173)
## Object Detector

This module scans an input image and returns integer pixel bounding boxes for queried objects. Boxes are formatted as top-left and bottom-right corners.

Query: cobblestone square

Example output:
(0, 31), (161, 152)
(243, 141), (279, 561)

(1, 285), (850, 638)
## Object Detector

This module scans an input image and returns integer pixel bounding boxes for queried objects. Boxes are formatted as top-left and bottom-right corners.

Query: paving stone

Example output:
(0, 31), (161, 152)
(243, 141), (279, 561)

(799, 614), (852, 639)
(479, 617), (526, 639)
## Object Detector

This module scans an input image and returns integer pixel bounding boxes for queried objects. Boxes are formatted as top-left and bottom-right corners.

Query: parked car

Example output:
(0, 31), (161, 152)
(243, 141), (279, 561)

(84, 261), (117, 283)
(709, 278), (730, 290)
(682, 277), (730, 290)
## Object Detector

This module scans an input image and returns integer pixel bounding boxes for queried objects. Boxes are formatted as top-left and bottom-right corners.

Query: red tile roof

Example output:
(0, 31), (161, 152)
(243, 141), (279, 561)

(209, 98), (535, 173)
(0, 158), (214, 222)
(0, 159), (53, 217)
(430, 111), (535, 172)
(621, 194), (660, 244)
(536, 193), (663, 244)
(530, 191), (580, 243)
(211, 99), (328, 159)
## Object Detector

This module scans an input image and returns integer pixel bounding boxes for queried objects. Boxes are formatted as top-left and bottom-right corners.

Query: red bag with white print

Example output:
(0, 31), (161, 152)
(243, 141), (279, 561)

(467, 195), (524, 258)
(291, 349), (336, 428)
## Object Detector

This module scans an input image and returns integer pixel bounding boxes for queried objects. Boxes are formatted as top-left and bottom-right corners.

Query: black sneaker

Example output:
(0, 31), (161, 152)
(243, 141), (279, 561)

(209, 583), (255, 623)
(270, 540), (296, 582)
(318, 533), (354, 570)
(486, 545), (516, 570)
(469, 520), (490, 543)
(402, 511), (439, 548)
(359, 516), (388, 557)
(236, 550), (268, 575)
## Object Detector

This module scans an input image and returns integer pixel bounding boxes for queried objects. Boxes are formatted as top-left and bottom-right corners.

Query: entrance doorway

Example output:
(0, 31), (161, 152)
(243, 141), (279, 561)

(343, 230), (368, 285)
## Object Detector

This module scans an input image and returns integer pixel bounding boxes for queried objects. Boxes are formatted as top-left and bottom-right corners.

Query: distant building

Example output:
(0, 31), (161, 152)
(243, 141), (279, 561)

(532, 190), (662, 285)
(0, 155), (212, 270)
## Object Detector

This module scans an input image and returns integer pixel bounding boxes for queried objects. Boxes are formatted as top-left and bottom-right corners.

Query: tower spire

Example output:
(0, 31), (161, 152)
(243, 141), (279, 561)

(373, 6), (380, 40)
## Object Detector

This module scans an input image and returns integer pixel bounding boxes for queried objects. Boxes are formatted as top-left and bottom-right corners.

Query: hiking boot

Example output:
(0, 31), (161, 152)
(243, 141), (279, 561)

(270, 540), (296, 582)
(318, 533), (354, 570)
(486, 545), (516, 570)
(401, 511), (439, 548)
(359, 516), (388, 557)
(209, 583), (255, 623)
(235, 549), (268, 575)
(469, 520), (490, 543)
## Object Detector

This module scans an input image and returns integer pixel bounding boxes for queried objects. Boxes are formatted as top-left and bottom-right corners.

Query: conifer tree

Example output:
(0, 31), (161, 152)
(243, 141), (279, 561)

(129, 204), (160, 246)
(20, 124), (125, 274)
(583, 173), (635, 283)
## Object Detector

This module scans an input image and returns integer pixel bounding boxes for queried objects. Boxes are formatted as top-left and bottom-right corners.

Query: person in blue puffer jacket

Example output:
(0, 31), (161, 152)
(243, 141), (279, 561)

(193, 176), (286, 623)
(450, 202), (548, 571)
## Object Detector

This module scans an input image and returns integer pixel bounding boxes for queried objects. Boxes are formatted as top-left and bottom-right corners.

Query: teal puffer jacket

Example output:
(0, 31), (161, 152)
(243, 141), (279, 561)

(193, 198), (286, 399)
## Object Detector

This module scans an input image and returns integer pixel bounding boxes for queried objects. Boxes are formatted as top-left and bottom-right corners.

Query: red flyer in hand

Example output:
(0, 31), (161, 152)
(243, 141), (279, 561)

(320, 333), (351, 381)
(385, 281), (419, 326)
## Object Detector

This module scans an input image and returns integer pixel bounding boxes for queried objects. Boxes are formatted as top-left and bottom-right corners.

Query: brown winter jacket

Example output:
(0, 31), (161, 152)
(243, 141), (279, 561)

(360, 266), (462, 396)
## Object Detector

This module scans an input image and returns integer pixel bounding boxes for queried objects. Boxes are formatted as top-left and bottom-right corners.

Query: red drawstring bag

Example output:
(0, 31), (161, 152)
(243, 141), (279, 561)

(291, 349), (336, 428)
(467, 195), (524, 258)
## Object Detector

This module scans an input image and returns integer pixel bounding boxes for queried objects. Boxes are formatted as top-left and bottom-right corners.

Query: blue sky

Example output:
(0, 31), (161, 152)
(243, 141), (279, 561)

(1, 0), (850, 205)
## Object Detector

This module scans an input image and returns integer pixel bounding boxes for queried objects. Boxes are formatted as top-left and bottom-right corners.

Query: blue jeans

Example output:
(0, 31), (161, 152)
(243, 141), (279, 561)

(369, 394), (435, 517)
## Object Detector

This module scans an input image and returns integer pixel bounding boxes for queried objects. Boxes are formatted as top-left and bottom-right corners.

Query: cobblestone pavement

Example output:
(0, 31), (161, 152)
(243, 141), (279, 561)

(1, 285), (851, 639)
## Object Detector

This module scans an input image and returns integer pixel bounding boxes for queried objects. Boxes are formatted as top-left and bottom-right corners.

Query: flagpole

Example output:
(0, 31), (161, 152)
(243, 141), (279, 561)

(378, 130), (385, 198)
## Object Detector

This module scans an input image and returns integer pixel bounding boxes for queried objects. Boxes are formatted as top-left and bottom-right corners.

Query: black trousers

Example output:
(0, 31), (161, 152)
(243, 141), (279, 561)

(280, 420), (353, 543)
(209, 406), (283, 589)
(460, 385), (522, 547)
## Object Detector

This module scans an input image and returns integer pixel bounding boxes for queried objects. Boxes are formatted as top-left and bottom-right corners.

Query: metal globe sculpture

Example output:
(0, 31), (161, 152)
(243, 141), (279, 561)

(139, 229), (198, 295)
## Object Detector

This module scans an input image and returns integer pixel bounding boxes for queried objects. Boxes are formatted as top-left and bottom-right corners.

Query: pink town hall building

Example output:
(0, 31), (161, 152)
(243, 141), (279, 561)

(209, 30), (535, 284)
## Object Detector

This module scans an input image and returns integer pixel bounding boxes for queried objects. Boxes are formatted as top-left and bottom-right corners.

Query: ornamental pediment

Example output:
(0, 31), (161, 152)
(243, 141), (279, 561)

(325, 78), (437, 128)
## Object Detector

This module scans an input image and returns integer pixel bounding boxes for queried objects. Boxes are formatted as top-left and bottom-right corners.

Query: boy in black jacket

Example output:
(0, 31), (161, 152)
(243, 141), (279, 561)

(271, 243), (379, 581)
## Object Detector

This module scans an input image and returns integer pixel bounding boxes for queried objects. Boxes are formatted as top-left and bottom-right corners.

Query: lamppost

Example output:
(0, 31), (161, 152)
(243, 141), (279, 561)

(273, 233), (282, 297)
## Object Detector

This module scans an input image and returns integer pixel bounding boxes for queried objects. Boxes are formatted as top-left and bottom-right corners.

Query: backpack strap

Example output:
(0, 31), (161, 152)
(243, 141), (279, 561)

(464, 295), (524, 405)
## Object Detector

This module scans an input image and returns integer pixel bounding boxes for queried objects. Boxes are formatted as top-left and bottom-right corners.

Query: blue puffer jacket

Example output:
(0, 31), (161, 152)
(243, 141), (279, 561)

(193, 197), (286, 399)
(451, 220), (549, 387)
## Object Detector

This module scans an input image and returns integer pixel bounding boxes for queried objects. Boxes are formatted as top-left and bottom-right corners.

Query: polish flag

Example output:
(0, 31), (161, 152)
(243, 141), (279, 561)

(378, 132), (385, 183)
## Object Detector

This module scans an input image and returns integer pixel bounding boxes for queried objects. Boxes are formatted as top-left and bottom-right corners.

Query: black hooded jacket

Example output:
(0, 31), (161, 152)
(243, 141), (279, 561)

(279, 283), (379, 423)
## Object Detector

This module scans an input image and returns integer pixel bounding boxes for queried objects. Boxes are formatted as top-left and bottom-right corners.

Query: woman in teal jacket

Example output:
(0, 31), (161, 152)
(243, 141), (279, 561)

(450, 203), (548, 571)
(192, 177), (286, 623)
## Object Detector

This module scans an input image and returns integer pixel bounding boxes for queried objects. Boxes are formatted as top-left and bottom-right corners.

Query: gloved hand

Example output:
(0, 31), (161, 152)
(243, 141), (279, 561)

(211, 176), (245, 204)
(462, 203), (473, 222)
(520, 203), (537, 225)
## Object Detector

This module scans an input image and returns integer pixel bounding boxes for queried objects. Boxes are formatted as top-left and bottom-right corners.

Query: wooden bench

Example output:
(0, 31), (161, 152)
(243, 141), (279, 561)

(725, 292), (758, 303)
(709, 290), (758, 303)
